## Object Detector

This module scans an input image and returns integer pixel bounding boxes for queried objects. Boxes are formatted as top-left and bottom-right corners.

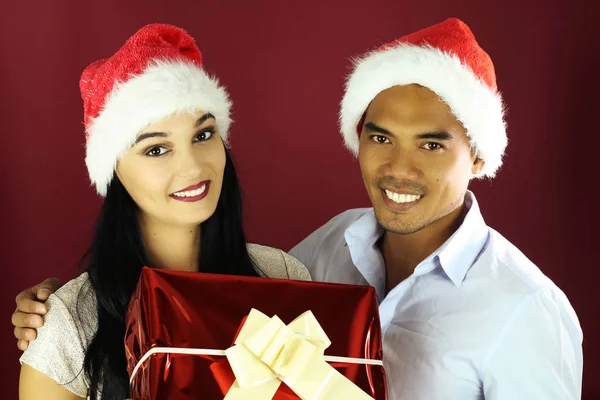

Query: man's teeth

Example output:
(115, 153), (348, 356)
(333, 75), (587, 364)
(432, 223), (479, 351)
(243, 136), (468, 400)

(173, 184), (206, 198)
(385, 190), (421, 204)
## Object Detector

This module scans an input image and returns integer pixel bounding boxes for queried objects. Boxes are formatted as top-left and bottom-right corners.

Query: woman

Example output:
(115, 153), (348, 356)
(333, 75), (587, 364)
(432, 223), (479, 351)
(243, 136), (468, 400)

(18, 23), (310, 400)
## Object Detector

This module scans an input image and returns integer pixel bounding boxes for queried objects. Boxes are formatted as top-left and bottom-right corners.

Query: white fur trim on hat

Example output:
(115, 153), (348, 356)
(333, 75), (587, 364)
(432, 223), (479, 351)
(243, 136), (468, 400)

(85, 59), (232, 196)
(340, 44), (507, 178)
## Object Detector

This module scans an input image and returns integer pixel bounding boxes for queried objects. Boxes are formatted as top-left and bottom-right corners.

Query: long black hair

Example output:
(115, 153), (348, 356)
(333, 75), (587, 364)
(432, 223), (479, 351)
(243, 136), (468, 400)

(81, 149), (258, 399)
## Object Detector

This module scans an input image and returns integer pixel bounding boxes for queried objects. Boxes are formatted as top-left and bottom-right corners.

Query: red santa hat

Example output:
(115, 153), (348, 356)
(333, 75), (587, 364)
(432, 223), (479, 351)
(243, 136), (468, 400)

(340, 18), (507, 178)
(80, 23), (232, 196)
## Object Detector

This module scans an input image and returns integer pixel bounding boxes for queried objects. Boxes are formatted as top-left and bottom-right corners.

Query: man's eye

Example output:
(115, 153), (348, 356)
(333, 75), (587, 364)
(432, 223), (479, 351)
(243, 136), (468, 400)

(372, 135), (390, 144)
(423, 142), (443, 151)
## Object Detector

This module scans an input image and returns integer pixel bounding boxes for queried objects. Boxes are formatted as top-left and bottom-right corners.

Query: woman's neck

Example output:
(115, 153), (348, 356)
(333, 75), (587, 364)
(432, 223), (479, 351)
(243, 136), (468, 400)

(138, 213), (200, 272)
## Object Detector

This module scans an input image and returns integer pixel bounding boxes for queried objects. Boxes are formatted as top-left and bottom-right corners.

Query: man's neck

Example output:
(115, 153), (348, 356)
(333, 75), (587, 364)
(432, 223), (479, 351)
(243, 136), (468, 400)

(138, 214), (200, 272)
(380, 203), (467, 294)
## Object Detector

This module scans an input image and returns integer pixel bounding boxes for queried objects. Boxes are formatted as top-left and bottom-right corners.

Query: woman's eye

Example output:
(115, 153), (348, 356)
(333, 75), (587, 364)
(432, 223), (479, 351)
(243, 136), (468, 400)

(196, 129), (214, 141)
(145, 146), (167, 157)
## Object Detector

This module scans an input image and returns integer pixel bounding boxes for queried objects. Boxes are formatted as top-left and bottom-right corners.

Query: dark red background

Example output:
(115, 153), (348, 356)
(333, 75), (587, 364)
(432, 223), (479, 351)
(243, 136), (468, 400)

(1, 1), (597, 398)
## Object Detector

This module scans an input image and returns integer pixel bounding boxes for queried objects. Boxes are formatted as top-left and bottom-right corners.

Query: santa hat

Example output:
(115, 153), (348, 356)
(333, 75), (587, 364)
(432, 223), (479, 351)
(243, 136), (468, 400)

(80, 23), (232, 196)
(340, 18), (507, 178)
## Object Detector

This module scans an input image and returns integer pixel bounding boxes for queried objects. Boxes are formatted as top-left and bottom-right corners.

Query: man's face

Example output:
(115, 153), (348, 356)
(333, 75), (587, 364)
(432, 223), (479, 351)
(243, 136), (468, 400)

(358, 84), (484, 235)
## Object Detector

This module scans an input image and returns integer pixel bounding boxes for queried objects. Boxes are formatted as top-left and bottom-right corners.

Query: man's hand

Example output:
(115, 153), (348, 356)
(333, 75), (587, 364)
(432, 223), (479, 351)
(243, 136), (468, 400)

(12, 278), (62, 350)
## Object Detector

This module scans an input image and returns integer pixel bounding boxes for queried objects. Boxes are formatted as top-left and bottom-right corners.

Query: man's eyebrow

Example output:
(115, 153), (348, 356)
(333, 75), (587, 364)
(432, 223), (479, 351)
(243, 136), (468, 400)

(364, 122), (393, 136)
(415, 131), (454, 140)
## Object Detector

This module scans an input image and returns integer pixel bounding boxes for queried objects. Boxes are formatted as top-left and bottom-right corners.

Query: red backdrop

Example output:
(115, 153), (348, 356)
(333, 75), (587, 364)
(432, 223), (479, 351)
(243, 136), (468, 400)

(1, 1), (597, 398)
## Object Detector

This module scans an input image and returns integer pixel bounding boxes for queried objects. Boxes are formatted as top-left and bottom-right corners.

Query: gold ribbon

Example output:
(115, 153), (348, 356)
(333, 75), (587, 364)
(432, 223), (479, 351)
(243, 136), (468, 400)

(224, 309), (376, 400)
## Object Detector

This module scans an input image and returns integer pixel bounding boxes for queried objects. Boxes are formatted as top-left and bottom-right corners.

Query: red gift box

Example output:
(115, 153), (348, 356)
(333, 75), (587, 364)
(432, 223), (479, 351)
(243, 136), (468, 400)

(125, 267), (387, 399)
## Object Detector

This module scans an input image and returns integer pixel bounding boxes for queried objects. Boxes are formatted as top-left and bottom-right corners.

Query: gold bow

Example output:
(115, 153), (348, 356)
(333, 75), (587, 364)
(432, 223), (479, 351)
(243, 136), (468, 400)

(224, 309), (375, 400)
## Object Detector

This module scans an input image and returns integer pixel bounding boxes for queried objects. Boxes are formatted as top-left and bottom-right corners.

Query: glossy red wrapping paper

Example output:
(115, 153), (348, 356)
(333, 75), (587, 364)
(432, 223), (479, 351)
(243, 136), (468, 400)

(125, 267), (387, 399)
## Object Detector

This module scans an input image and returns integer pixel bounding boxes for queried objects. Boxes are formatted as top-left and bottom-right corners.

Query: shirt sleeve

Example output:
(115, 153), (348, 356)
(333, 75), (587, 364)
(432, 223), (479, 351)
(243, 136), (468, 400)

(281, 250), (312, 281)
(481, 288), (583, 399)
(19, 293), (89, 398)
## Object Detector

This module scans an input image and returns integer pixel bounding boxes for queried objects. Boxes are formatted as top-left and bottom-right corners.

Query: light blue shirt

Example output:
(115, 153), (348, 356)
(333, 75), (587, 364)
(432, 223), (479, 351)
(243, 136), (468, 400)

(289, 192), (583, 399)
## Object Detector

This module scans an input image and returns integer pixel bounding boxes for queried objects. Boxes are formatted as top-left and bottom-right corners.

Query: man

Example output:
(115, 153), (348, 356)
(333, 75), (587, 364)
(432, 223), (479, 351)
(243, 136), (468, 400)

(12, 18), (582, 399)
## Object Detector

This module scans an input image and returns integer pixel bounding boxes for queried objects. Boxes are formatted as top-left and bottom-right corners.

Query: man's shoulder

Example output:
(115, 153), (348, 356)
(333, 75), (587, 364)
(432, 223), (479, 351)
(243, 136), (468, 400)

(482, 228), (580, 327)
(486, 228), (556, 293)
(466, 229), (582, 347)
(483, 230), (583, 359)
(289, 208), (372, 269)
(309, 207), (373, 238)
(292, 208), (372, 250)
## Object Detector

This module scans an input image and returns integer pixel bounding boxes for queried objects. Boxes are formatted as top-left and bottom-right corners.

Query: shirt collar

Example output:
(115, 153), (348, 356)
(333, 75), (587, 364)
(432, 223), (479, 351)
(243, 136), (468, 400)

(344, 209), (383, 247)
(344, 191), (489, 288)
(432, 191), (489, 286)
(343, 208), (386, 298)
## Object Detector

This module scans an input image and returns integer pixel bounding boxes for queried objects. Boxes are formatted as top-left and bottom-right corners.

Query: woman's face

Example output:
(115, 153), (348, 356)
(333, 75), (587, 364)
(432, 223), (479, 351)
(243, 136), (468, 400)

(116, 110), (226, 227)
